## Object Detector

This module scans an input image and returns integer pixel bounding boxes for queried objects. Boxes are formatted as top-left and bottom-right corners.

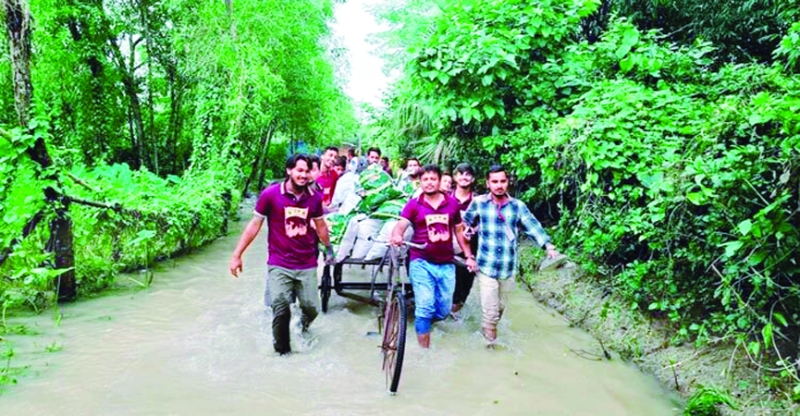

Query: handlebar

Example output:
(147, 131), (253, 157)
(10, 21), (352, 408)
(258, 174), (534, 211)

(368, 236), (427, 251)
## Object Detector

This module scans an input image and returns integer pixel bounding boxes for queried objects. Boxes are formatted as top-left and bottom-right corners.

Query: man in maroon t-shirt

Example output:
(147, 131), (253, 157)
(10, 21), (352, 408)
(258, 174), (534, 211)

(391, 164), (470, 348)
(229, 154), (334, 355)
(316, 146), (340, 207)
(451, 163), (478, 314)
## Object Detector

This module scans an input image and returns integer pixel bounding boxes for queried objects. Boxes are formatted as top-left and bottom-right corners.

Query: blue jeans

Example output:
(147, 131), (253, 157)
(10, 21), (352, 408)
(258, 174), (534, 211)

(409, 259), (455, 335)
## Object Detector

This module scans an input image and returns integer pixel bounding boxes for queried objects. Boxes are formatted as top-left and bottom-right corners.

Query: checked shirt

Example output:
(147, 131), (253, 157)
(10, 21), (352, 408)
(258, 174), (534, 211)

(463, 194), (551, 280)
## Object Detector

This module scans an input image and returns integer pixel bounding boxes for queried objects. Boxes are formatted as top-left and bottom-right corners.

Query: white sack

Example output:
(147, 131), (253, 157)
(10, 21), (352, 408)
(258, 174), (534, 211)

(330, 171), (359, 210)
(351, 218), (384, 259)
(335, 214), (366, 263)
(338, 193), (361, 216)
(365, 220), (397, 260)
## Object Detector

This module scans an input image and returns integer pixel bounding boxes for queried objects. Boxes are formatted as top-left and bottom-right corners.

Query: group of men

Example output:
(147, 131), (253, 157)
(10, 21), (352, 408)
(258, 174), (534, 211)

(304, 146), (396, 210)
(228, 146), (563, 355)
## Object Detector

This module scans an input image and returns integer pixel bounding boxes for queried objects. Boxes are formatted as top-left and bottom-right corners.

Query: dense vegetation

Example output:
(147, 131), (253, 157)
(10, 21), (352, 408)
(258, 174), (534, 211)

(0, 0), (355, 331)
(370, 0), (800, 408)
(3, 0), (800, 409)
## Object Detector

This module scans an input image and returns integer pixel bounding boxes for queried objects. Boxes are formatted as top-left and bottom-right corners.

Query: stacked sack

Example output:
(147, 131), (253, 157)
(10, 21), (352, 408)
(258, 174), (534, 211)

(324, 164), (416, 262)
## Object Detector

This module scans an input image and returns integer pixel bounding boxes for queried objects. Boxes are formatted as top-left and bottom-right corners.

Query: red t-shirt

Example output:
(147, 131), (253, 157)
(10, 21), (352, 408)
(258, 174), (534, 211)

(254, 181), (324, 270)
(316, 169), (339, 205)
(400, 194), (462, 264)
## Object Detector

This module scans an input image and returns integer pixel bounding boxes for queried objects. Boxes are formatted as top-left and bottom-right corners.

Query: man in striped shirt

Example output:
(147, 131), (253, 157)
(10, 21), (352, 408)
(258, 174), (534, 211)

(462, 165), (563, 346)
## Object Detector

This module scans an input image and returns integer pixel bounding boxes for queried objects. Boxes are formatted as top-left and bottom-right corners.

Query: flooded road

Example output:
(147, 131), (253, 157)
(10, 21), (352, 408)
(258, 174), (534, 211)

(2, 217), (681, 415)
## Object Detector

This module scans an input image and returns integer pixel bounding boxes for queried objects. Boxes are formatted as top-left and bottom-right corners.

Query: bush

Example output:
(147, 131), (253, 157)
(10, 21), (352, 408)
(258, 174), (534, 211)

(384, 0), (800, 396)
(0, 161), (239, 313)
(490, 20), (800, 357)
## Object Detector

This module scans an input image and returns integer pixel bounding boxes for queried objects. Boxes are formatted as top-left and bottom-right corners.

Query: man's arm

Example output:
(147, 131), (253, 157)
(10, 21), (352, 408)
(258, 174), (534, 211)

(229, 216), (264, 277)
(393, 198), (416, 246)
(313, 217), (332, 248)
(312, 196), (334, 262)
(456, 222), (478, 272)
(518, 202), (561, 259)
(462, 198), (478, 228)
(391, 219), (411, 246)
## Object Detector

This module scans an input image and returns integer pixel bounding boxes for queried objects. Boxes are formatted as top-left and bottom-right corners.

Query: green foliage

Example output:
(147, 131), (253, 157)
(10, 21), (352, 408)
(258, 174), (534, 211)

(66, 163), (240, 293)
(380, 0), (800, 403)
(359, 98), (435, 162)
(1, 0), (353, 317)
(0, 342), (17, 391)
(488, 20), (800, 356)
(391, 0), (600, 131)
(0, 155), (240, 313)
(588, 0), (793, 63)
(775, 22), (800, 72)
(5, 0), (356, 179)
(684, 385), (738, 416)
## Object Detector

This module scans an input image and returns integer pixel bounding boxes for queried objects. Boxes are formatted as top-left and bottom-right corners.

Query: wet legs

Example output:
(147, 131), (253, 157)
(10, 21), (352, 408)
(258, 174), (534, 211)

(268, 267), (318, 354)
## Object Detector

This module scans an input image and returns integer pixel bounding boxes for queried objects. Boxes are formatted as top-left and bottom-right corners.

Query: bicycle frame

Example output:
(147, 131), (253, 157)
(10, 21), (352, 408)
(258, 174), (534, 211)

(319, 240), (422, 395)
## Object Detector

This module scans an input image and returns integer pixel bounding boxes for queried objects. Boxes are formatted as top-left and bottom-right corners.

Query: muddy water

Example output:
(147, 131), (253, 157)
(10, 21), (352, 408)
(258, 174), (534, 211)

(2, 218), (681, 415)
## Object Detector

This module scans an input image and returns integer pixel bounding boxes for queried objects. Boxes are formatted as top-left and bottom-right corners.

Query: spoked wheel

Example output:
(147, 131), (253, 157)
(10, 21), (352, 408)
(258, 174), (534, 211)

(320, 265), (332, 313)
(382, 290), (408, 394)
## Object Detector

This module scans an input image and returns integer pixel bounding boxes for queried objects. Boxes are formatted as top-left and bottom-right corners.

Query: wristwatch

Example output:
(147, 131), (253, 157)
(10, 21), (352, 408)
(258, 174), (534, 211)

(466, 254), (476, 260)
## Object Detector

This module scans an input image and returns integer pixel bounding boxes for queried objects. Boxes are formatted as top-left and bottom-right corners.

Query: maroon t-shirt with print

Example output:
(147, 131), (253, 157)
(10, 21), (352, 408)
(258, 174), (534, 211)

(400, 194), (462, 264)
(254, 181), (324, 270)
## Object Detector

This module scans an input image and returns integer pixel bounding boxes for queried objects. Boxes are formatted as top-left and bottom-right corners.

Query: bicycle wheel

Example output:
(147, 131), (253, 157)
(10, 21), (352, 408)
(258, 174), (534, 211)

(320, 265), (332, 313)
(382, 290), (408, 394)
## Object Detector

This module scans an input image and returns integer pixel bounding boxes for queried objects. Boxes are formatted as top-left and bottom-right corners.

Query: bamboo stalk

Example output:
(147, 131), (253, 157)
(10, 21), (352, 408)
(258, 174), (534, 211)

(65, 172), (98, 192)
(66, 195), (126, 212)
(0, 127), (11, 140)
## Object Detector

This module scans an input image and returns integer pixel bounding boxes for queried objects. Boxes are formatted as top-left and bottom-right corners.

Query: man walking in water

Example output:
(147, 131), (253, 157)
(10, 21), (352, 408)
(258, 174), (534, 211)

(391, 164), (470, 348)
(462, 165), (562, 346)
(450, 163), (478, 315)
(229, 154), (335, 355)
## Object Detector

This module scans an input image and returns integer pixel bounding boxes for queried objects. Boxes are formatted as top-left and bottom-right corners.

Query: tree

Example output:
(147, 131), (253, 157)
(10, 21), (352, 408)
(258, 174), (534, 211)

(4, 0), (76, 300)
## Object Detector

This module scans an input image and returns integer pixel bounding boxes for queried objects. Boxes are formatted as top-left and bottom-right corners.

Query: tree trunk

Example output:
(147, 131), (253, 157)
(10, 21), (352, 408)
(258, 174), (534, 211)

(5, 0), (77, 301)
(47, 191), (76, 299)
(165, 64), (185, 174)
(66, 15), (106, 161)
(6, 0), (32, 126)
(242, 122), (275, 196)
(255, 127), (275, 192)
(138, 1), (158, 175)
(109, 35), (145, 169)
(127, 105), (137, 167)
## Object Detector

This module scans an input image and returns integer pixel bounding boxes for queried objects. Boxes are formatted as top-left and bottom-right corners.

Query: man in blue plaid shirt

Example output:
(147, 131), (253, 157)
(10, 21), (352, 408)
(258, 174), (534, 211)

(462, 165), (563, 345)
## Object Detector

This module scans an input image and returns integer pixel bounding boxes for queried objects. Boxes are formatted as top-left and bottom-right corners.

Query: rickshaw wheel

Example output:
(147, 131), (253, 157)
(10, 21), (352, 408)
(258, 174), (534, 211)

(320, 265), (332, 313)
(382, 290), (407, 394)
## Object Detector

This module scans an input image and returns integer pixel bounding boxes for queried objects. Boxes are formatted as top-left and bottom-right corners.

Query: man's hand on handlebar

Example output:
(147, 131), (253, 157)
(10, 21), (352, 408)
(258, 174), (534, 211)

(466, 257), (478, 273)
(390, 234), (405, 247)
(324, 245), (335, 265)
